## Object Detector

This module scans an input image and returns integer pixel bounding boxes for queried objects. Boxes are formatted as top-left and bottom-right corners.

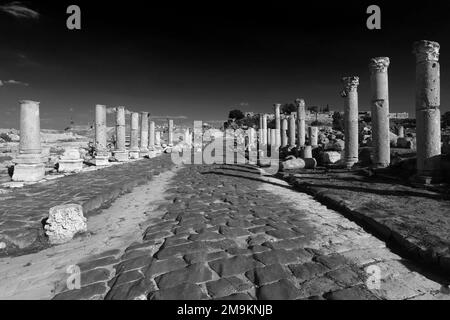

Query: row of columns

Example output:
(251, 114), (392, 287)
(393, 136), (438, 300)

(94, 105), (174, 163)
(11, 102), (174, 181)
(253, 40), (441, 180)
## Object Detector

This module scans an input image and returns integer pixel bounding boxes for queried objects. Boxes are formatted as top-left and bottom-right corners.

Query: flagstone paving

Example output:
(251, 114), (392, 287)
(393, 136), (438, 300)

(0, 156), (173, 256)
(52, 164), (450, 300)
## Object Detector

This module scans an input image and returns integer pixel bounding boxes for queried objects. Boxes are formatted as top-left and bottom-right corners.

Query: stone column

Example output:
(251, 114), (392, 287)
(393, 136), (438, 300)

(93, 104), (109, 165)
(12, 100), (45, 181)
(148, 121), (155, 149)
(129, 112), (140, 159)
(274, 103), (281, 147)
(281, 118), (288, 147)
(147, 121), (156, 158)
(168, 119), (174, 146)
(140, 112), (149, 157)
(266, 128), (271, 146)
(155, 131), (162, 154)
(308, 126), (318, 147)
(369, 57), (391, 168)
(262, 114), (268, 145)
(301, 145), (313, 159)
(398, 126), (405, 138)
(413, 40), (441, 181)
(270, 128), (276, 148)
(295, 98), (306, 147)
(288, 114), (296, 148)
(341, 76), (360, 168)
(113, 106), (128, 162)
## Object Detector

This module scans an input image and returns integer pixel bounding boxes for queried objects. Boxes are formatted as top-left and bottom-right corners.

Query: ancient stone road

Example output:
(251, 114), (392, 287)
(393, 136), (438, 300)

(52, 163), (448, 300)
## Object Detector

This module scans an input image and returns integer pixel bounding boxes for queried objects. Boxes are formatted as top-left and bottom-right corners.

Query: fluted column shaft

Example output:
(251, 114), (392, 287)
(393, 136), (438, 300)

(115, 106), (126, 151)
(296, 99), (306, 147)
(341, 76), (360, 168)
(274, 104), (281, 147)
(370, 57), (391, 167)
(130, 112), (140, 152)
(413, 40), (441, 178)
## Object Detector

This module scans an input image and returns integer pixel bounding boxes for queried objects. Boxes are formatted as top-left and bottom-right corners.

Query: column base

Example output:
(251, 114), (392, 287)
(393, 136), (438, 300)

(410, 174), (443, 186)
(113, 151), (129, 162)
(344, 158), (358, 169)
(92, 156), (109, 166)
(12, 163), (45, 182)
(129, 151), (140, 159)
(140, 149), (149, 158)
(58, 159), (83, 173)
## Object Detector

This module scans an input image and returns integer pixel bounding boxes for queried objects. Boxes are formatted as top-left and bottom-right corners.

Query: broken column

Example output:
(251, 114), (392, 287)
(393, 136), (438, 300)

(308, 126), (318, 147)
(288, 114), (296, 148)
(369, 57), (391, 168)
(281, 118), (288, 147)
(93, 104), (109, 166)
(274, 103), (281, 147)
(140, 112), (149, 157)
(341, 76), (360, 168)
(168, 119), (174, 146)
(296, 99), (306, 148)
(12, 100), (46, 181)
(129, 112), (140, 159)
(113, 106), (128, 162)
(413, 40), (441, 180)
(398, 126), (405, 138)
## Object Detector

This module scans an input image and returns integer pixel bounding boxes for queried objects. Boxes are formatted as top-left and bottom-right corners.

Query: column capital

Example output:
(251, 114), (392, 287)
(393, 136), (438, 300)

(341, 76), (359, 97)
(369, 57), (390, 73)
(413, 40), (440, 62)
(19, 100), (40, 106)
(295, 98), (305, 107)
(273, 103), (281, 108)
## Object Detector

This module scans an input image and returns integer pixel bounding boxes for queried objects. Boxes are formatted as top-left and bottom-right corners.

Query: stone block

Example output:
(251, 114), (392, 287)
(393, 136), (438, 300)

(44, 204), (87, 244)
(58, 159), (83, 173)
(281, 157), (305, 170)
(322, 151), (341, 164)
(113, 150), (129, 162)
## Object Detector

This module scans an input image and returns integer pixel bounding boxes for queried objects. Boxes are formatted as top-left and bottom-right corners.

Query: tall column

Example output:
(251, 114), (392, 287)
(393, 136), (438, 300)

(155, 131), (162, 154)
(129, 112), (140, 159)
(308, 126), (318, 147)
(281, 118), (288, 147)
(274, 103), (281, 147)
(113, 106), (128, 162)
(288, 114), (296, 148)
(341, 76), (360, 168)
(12, 100), (45, 181)
(148, 121), (155, 149)
(93, 104), (109, 165)
(262, 114), (268, 145)
(295, 98), (306, 147)
(413, 40), (441, 180)
(369, 57), (391, 168)
(140, 112), (149, 157)
(270, 128), (276, 148)
(167, 119), (173, 146)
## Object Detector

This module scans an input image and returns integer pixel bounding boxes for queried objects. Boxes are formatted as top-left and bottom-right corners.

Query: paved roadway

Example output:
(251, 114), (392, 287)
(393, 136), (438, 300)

(52, 162), (448, 300)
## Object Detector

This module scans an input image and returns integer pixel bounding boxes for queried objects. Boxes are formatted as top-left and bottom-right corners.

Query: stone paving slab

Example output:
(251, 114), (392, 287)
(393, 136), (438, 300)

(51, 163), (447, 300)
(281, 168), (450, 275)
(0, 155), (174, 256)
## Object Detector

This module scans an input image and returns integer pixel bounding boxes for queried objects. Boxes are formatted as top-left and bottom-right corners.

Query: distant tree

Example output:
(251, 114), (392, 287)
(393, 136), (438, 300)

(281, 103), (296, 115)
(332, 111), (344, 131)
(228, 109), (245, 121)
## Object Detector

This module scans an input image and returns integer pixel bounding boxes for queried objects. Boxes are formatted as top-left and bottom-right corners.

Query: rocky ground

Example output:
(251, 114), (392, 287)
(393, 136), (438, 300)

(281, 168), (450, 274)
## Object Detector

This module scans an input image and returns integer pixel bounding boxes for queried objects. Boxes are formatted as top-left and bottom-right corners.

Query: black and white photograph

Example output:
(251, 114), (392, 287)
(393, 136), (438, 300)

(0, 0), (449, 306)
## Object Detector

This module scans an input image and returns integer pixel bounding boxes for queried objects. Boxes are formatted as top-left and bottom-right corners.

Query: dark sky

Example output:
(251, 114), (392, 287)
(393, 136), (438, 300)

(1, 0), (450, 129)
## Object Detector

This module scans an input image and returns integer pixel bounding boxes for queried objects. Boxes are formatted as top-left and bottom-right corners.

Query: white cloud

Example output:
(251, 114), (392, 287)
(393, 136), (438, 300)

(0, 79), (29, 87)
(0, 2), (40, 19)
